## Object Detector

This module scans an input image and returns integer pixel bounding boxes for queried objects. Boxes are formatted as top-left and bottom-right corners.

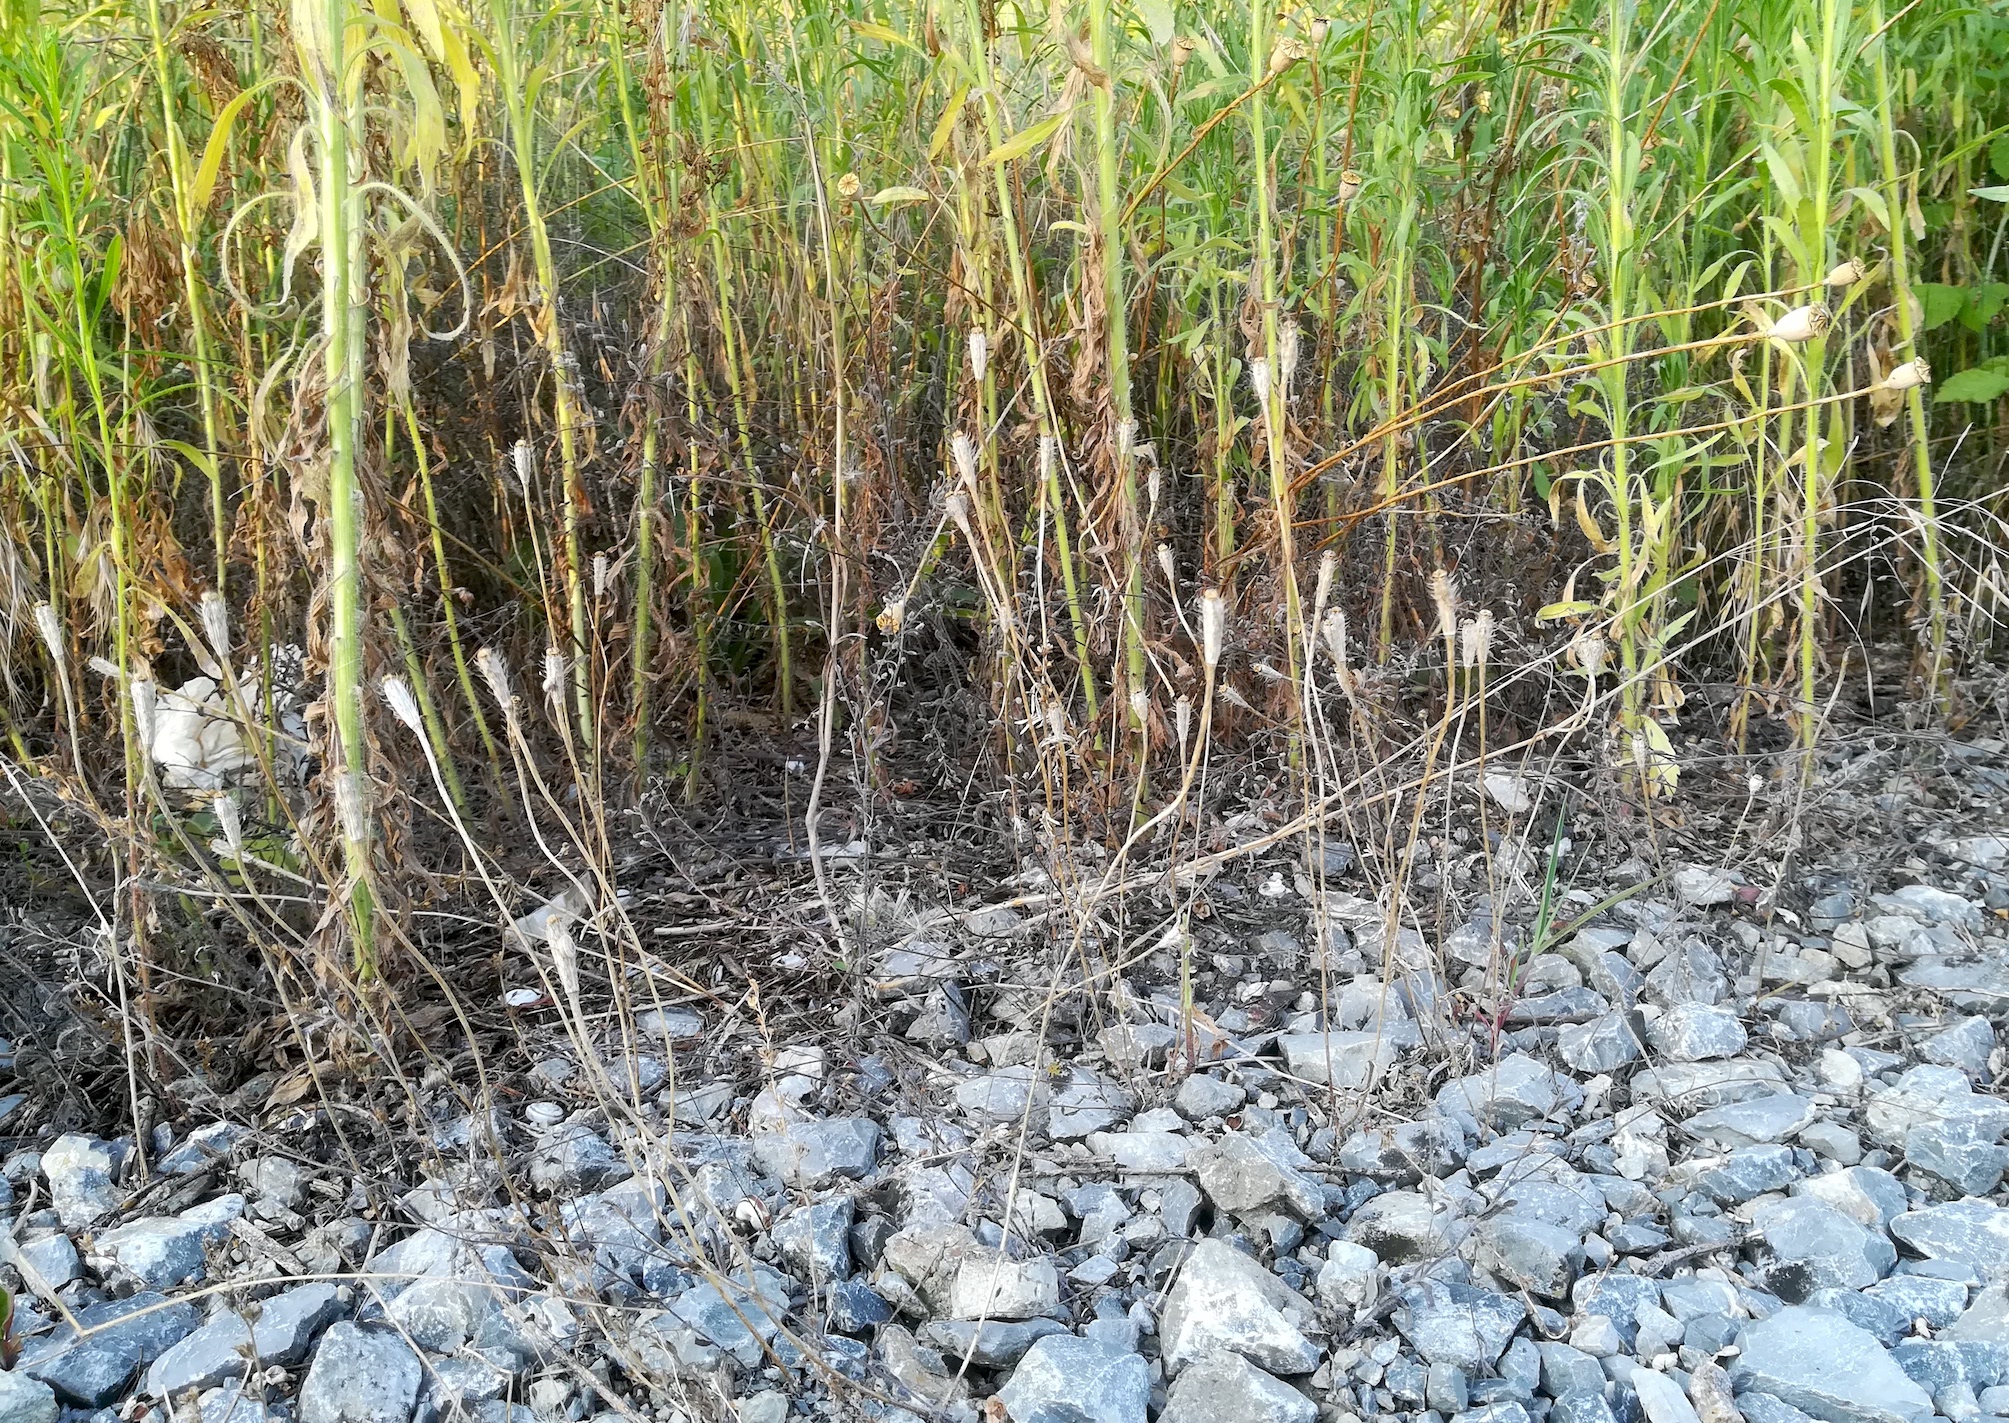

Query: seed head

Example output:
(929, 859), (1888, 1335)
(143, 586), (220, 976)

(1249, 357), (1271, 405)
(835, 172), (863, 201)
(1337, 169), (1362, 202)
(381, 676), (424, 736)
(32, 602), (63, 666)
(1313, 549), (1336, 622)
(1200, 588), (1226, 668)
(967, 328), (988, 384)
(476, 646), (516, 714)
(1770, 303), (1830, 343)
(214, 794), (244, 855)
(132, 676), (158, 752)
(1129, 686), (1150, 726)
(1267, 37), (1309, 76)
(593, 552), (610, 599)
(1430, 569), (1458, 643)
(542, 646), (566, 711)
(1882, 358), (1930, 391)
(1170, 36), (1197, 68)
(1156, 542), (1177, 592)
(512, 438), (535, 489)
(1460, 610), (1494, 669)
(1309, 16), (1330, 44)
(1825, 258), (1867, 289)
(951, 431), (979, 492)
(200, 591), (231, 666)
(1174, 694), (1192, 753)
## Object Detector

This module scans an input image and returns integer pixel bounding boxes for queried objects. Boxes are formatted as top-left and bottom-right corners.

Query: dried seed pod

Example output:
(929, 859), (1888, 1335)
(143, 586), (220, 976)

(1825, 257), (1867, 288)
(32, 602), (63, 666)
(1309, 16), (1329, 45)
(1769, 303), (1831, 343)
(835, 172), (863, 201)
(1882, 358), (1930, 391)
(967, 328), (988, 384)
(1279, 318), (1300, 396)
(1249, 357), (1272, 405)
(512, 438), (535, 489)
(1313, 549), (1337, 622)
(1267, 36), (1309, 76)
(1200, 588), (1226, 668)
(1170, 35), (1197, 68)
(593, 552), (610, 599)
(1174, 695), (1192, 754)
(1156, 542), (1177, 592)
(200, 590), (231, 666)
(477, 646), (516, 714)
(1128, 686), (1150, 724)
(951, 431), (979, 492)
(876, 600), (905, 635)
(214, 794), (245, 856)
(1337, 169), (1362, 202)
(381, 676), (424, 735)
(542, 646), (567, 710)
(1460, 610), (1494, 669)
(132, 676), (158, 752)
(1431, 569), (1458, 643)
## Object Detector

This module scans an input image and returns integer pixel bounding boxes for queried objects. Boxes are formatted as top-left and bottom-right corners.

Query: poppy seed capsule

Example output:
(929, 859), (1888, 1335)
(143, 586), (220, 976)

(1171, 36), (1196, 68)
(835, 172), (862, 201)
(1310, 17), (1329, 44)
(1770, 303), (1831, 342)
(1337, 170), (1362, 202)
(1882, 358), (1930, 391)
(1825, 258), (1867, 288)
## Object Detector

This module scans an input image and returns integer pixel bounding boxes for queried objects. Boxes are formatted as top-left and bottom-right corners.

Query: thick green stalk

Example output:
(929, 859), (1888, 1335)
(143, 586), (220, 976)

(957, 0), (1098, 721)
(1087, 0), (1143, 742)
(1867, 0), (1946, 707)
(307, 0), (374, 963)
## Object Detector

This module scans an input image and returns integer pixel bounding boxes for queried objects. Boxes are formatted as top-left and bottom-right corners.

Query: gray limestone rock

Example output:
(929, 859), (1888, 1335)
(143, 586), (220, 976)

(1891, 1201), (2009, 1281)
(1160, 1239), (1320, 1376)
(1435, 1055), (1580, 1130)
(1395, 1282), (1524, 1372)
(1194, 1130), (1326, 1220)
(40, 1134), (120, 1230)
(1728, 1306), (1934, 1423)
(998, 1335), (1150, 1423)
(1750, 1197), (1898, 1300)
(1647, 1004), (1748, 1062)
(296, 1324), (422, 1423)
(1159, 1351), (1316, 1423)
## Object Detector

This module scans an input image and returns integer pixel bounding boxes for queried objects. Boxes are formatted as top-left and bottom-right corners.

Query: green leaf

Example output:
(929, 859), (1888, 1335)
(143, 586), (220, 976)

(1135, 0), (1176, 45)
(1934, 366), (2009, 403)
(1959, 282), (2009, 332)
(981, 110), (1069, 166)
(1537, 600), (1599, 621)
(1916, 282), (1968, 331)
(1972, 184), (2009, 203)
(1993, 134), (2009, 180)
(866, 185), (930, 207)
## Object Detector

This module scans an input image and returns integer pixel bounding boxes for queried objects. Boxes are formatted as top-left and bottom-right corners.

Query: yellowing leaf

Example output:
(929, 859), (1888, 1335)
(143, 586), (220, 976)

(1574, 486), (1611, 553)
(981, 109), (1068, 166)
(1635, 719), (1679, 798)
(867, 185), (930, 206)
(1537, 600), (1599, 621)
(192, 80), (279, 213)
(850, 18), (919, 50)
(929, 84), (969, 161)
